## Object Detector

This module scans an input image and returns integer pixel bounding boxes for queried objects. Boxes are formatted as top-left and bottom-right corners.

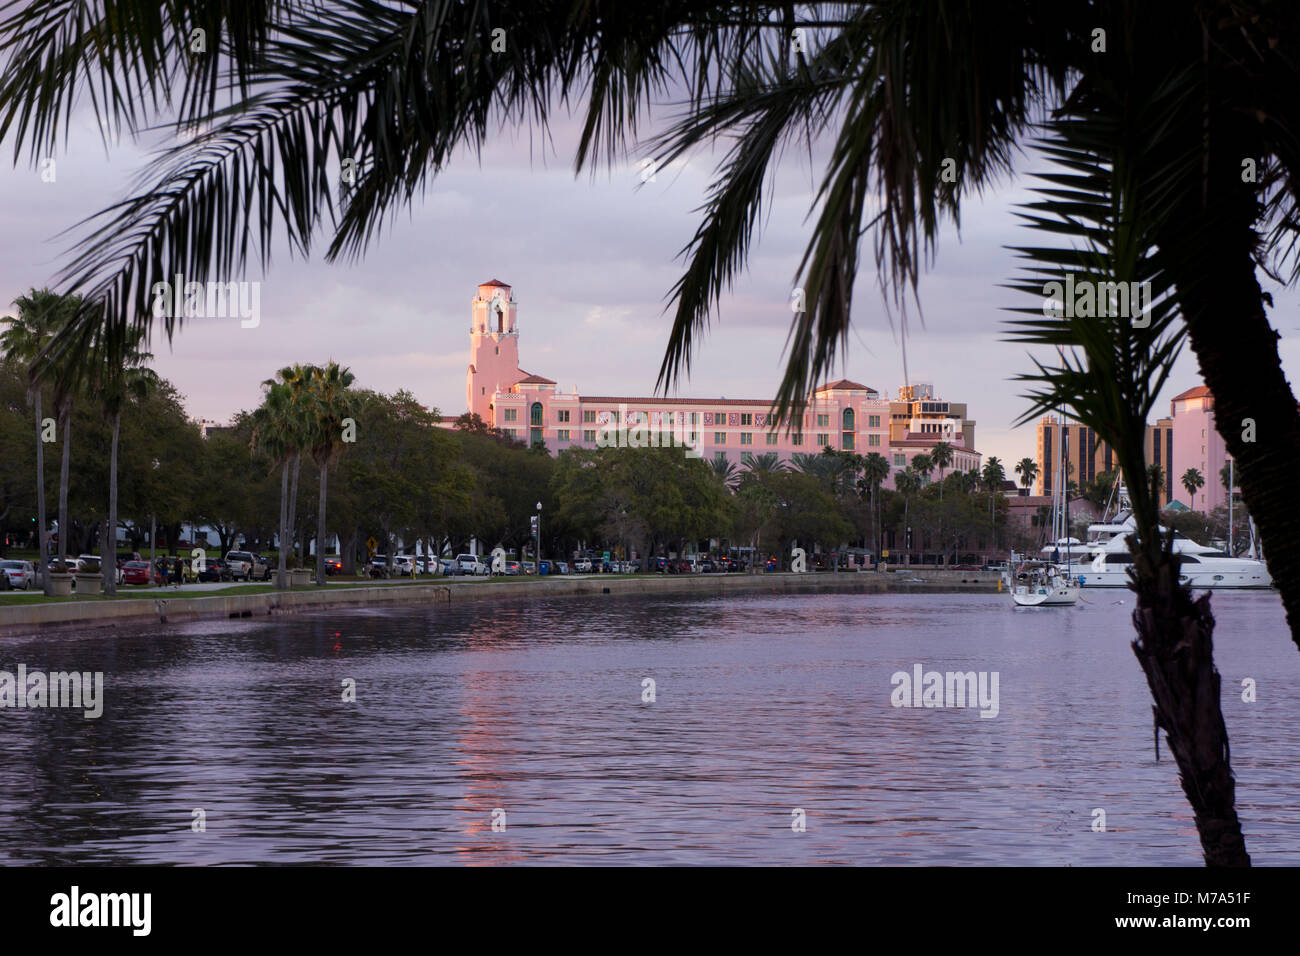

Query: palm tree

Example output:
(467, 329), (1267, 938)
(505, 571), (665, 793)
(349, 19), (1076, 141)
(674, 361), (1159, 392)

(893, 468), (922, 565)
(742, 452), (784, 477)
(0, 289), (75, 594)
(860, 451), (890, 568)
(981, 458), (1006, 552)
(1005, 76), (1249, 864)
(1182, 468), (1206, 510)
(1014, 457), (1038, 495)
(910, 453), (933, 487)
(92, 326), (157, 595)
(930, 442), (954, 501)
(1147, 465), (1166, 506)
(252, 367), (314, 588)
(307, 361), (358, 586)
(709, 456), (738, 491)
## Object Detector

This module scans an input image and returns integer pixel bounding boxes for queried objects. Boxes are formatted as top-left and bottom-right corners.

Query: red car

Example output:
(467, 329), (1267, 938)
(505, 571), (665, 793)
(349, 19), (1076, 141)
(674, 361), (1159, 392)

(122, 560), (166, 586)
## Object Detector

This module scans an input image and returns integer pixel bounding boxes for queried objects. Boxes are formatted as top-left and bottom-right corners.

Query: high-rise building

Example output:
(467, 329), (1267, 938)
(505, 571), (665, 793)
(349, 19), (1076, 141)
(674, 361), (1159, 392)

(1169, 386), (1230, 512)
(1033, 414), (1173, 507)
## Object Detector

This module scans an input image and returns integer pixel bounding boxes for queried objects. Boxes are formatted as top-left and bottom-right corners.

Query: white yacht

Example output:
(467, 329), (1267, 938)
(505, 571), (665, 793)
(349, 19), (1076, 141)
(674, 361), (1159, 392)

(1059, 513), (1273, 589)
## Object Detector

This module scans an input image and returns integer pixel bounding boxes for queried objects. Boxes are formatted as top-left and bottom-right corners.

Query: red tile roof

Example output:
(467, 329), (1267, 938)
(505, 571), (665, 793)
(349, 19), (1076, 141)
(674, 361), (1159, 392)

(480, 278), (511, 287)
(515, 373), (556, 385)
(816, 379), (874, 392)
(1171, 385), (1212, 402)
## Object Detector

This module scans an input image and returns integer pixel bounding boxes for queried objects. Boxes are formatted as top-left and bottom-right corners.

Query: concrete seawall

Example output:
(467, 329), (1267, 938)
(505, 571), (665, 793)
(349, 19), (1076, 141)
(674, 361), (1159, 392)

(0, 570), (1001, 636)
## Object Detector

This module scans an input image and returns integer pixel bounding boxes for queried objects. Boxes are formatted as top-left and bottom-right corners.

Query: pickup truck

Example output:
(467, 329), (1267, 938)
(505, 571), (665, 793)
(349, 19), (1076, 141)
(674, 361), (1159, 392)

(225, 551), (257, 581)
(455, 554), (488, 576)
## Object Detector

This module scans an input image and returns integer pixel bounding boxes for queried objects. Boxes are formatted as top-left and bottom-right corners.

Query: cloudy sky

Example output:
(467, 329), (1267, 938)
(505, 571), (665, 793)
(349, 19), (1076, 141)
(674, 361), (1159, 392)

(3, 97), (1299, 469)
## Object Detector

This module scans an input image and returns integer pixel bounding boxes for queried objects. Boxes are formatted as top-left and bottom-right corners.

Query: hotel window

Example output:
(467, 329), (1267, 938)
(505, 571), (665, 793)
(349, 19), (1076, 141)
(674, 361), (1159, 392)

(741, 452), (754, 466)
(740, 433), (752, 445)
(894, 454), (906, 466)
(868, 434), (881, 447)
(766, 433), (778, 446)
(817, 413), (830, 427)
(715, 409), (727, 421)
(714, 451), (728, 464)
(816, 433), (828, 446)
(557, 409), (570, 423)
(503, 408), (517, 422)
(690, 412), (699, 425)
(740, 413), (753, 426)
(868, 415), (881, 428)
(842, 434), (855, 450)
(792, 434), (803, 447)
(689, 432), (699, 444)
(583, 410), (596, 423)
(583, 429), (596, 442)
(557, 429), (570, 441)
(714, 432), (726, 444)
(610, 409), (620, 423)
(530, 403), (544, 427)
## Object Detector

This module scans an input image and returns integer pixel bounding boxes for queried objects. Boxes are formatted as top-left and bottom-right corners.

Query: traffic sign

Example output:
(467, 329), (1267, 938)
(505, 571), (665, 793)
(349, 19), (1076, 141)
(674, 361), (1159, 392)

(366, 536), (378, 553)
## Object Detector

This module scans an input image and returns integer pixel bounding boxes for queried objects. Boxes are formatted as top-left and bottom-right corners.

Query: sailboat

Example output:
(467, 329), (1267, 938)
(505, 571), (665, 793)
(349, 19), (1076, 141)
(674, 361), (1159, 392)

(1006, 411), (1080, 607)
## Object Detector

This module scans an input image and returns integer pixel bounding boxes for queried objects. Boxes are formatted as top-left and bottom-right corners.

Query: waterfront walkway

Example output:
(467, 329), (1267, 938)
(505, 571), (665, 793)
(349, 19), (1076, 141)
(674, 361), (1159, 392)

(0, 570), (1000, 635)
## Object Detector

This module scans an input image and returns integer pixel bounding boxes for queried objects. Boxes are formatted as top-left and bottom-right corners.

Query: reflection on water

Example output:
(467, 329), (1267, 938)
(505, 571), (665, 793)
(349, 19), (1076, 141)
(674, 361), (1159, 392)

(1, 590), (1297, 864)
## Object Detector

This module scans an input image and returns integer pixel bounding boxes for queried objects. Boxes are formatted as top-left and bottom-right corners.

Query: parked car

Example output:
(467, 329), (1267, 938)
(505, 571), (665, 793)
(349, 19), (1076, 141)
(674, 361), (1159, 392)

(0, 559), (36, 590)
(455, 554), (488, 576)
(504, 560), (521, 575)
(522, 560), (536, 575)
(116, 551), (142, 568)
(251, 555), (274, 580)
(122, 560), (166, 586)
(573, 558), (592, 573)
(225, 550), (258, 581)
(197, 558), (232, 583)
(369, 555), (390, 579)
(553, 561), (570, 575)
(392, 555), (416, 576)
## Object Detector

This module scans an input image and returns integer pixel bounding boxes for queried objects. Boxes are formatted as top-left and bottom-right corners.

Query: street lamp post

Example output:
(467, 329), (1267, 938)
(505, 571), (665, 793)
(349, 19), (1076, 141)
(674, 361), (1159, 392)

(535, 501), (542, 568)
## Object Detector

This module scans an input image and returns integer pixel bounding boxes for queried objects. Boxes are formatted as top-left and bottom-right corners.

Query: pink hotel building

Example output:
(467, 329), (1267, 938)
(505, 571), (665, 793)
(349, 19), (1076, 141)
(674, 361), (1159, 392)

(446, 280), (983, 478)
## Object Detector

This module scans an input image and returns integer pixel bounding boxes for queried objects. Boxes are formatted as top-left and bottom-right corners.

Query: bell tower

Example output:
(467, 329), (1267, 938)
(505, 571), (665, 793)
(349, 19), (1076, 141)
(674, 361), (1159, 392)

(467, 280), (521, 422)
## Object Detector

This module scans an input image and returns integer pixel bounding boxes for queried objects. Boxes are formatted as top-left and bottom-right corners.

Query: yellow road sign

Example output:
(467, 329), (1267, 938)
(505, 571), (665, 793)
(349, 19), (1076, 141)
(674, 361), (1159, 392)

(366, 536), (378, 553)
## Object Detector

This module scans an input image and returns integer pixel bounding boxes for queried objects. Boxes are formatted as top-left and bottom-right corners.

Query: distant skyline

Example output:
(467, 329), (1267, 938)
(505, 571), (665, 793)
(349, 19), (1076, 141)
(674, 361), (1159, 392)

(3, 105), (1299, 470)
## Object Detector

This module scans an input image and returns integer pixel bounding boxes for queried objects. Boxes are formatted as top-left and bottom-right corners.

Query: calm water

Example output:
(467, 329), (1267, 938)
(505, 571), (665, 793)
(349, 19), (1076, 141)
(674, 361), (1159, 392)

(1, 589), (1297, 865)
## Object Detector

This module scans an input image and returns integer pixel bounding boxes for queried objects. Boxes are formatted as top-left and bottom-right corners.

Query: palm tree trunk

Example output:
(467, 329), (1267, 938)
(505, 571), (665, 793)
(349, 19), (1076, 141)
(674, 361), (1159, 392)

(1130, 551), (1249, 866)
(1150, 48), (1300, 654)
(277, 459), (290, 589)
(33, 392), (51, 596)
(57, 406), (70, 566)
(103, 413), (120, 595)
(287, 452), (301, 564)
(315, 461), (328, 586)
